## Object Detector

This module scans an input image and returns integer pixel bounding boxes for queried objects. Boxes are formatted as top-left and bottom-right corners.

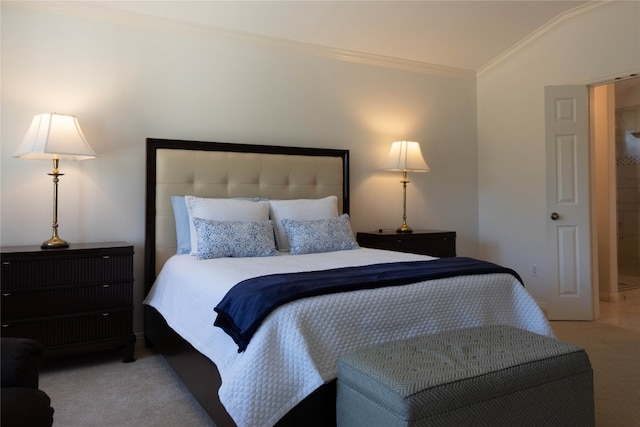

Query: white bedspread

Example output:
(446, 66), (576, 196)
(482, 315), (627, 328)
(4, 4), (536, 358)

(144, 248), (553, 427)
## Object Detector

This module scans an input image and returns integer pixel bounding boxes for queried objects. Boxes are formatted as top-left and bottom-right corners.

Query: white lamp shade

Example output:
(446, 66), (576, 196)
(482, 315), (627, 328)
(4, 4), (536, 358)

(14, 113), (96, 160)
(381, 140), (430, 172)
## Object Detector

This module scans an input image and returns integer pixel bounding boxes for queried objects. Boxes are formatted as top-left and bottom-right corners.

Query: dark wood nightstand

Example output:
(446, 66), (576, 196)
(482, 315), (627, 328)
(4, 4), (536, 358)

(357, 230), (456, 257)
(1, 242), (136, 362)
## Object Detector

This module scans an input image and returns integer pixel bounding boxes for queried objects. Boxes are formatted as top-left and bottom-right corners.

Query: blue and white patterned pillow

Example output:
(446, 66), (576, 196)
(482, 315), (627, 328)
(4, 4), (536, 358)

(281, 214), (359, 255)
(172, 196), (262, 255)
(193, 218), (278, 259)
(268, 196), (339, 251)
(185, 196), (270, 256)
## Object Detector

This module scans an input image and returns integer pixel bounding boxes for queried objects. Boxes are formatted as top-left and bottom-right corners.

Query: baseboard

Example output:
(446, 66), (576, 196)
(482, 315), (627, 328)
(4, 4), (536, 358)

(600, 292), (621, 302)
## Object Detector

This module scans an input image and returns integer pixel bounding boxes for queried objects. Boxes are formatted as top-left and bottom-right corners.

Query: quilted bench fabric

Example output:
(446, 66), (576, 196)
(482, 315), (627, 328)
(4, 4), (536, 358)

(337, 324), (594, 427)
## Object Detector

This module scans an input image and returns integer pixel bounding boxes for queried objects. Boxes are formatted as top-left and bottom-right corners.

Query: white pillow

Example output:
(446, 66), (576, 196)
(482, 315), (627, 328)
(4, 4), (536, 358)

(282, 214), (359, 255)
(184, 196), (270, 255)
(268, 196), (339, 251)
(193, 218), (278, 259)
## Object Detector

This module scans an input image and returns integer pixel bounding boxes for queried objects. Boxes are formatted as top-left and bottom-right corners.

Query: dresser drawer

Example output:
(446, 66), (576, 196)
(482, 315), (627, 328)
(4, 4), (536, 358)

(357, 230), (456, 257)
(1, 254), (133, 291)
(0, 242), (136, 361)
(1, 308), (133, 348)
(1, 282), (133, 321)
(374, 237), (455, 257)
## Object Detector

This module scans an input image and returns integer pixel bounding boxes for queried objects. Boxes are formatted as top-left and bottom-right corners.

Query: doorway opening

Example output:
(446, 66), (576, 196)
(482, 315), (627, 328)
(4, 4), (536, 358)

(614, 77), (640, 300)
(593, 76), (640, 303)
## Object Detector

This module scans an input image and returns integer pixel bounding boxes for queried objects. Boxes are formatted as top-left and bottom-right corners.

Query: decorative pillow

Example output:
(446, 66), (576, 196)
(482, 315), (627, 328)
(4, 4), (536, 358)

(185, 196), (270, 255)
(268, 196), (339, 251)
(281, 214), (359, 255)
(193, 218), (278, 259)
(171, 196), (191, 255)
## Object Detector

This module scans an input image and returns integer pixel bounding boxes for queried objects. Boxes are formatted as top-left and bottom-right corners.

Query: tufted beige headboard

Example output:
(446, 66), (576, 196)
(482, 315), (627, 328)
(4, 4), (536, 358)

(144, 138), (350, 293)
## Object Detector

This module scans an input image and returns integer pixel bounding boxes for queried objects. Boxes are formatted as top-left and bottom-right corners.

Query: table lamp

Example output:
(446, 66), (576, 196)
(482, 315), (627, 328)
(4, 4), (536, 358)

(380, 140), (430, 233)
(14, 113), (97, 248)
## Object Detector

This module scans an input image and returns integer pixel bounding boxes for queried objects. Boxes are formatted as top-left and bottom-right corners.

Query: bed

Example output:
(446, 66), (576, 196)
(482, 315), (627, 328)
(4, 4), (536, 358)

(143, 138), (553, 427)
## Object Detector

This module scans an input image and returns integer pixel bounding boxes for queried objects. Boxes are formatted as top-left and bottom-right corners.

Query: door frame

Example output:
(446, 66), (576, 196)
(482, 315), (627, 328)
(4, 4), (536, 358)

(592, 84), (618, 304)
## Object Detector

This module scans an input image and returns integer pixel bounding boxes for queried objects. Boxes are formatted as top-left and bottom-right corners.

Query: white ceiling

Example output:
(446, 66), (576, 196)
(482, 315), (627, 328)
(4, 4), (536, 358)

(95, 0), (592, 71)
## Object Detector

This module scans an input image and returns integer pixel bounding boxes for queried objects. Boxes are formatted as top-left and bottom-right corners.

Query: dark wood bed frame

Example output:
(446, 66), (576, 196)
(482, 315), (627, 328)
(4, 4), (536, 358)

(144, 138), (350, 426)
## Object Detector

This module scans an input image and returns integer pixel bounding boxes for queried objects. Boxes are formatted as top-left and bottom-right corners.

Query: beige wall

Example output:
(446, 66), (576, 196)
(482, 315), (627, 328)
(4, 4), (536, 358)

(0, 2), (478, 332)
(477, 1), (640, 305)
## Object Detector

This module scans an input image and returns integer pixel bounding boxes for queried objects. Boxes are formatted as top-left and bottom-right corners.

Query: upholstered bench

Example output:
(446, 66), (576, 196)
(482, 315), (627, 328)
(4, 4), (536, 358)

(337, 325), (594, 427)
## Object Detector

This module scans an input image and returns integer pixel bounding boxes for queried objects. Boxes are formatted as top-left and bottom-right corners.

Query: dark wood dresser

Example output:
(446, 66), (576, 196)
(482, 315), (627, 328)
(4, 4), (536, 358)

(1, 242), (136, 362)
(357, 230), (456, 257)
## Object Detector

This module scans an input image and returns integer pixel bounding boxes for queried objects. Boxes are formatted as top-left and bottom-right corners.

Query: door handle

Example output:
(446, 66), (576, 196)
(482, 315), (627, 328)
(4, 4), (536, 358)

(550, 212), (560, 221)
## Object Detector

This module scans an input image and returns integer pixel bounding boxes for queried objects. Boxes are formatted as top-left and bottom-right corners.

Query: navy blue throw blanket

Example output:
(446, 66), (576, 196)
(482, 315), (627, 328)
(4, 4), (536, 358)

(214, 257), (523, 352)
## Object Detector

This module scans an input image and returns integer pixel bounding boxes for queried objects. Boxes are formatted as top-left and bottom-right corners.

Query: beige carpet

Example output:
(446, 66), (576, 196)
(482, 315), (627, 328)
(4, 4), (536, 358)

(550, 321), (640, 427)
(40, 322), (639, 426)
(40, 346), (216, 427)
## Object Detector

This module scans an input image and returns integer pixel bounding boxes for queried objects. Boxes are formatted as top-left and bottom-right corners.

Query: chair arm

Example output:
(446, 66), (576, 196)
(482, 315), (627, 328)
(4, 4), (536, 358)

(1, 338), (44, 389)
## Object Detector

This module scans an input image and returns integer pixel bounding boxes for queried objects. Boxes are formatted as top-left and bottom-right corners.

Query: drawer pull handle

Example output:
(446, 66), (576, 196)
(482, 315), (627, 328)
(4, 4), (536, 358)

(102, 256), (111, 259)
(2, 324), (9, 328)
(2, 261), (11, 265)
(2, 293), (11, 297)
(101, 284), (111, 288)
(101, 313), (110, 317)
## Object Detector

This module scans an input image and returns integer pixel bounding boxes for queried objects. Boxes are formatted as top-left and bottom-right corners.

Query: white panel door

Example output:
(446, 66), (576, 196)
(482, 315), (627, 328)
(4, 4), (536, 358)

(545, 85), (594, 320)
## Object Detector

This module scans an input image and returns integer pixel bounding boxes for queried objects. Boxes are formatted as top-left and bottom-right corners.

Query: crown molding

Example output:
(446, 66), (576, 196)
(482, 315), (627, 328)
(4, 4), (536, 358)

(477, 1), (613, 78)
(278, 39), (475, 79)
(5, 1), (475, 81)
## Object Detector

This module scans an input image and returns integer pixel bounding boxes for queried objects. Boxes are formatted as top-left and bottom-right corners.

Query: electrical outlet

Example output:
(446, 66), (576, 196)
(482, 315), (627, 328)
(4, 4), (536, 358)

(532, 265), (538, 278)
